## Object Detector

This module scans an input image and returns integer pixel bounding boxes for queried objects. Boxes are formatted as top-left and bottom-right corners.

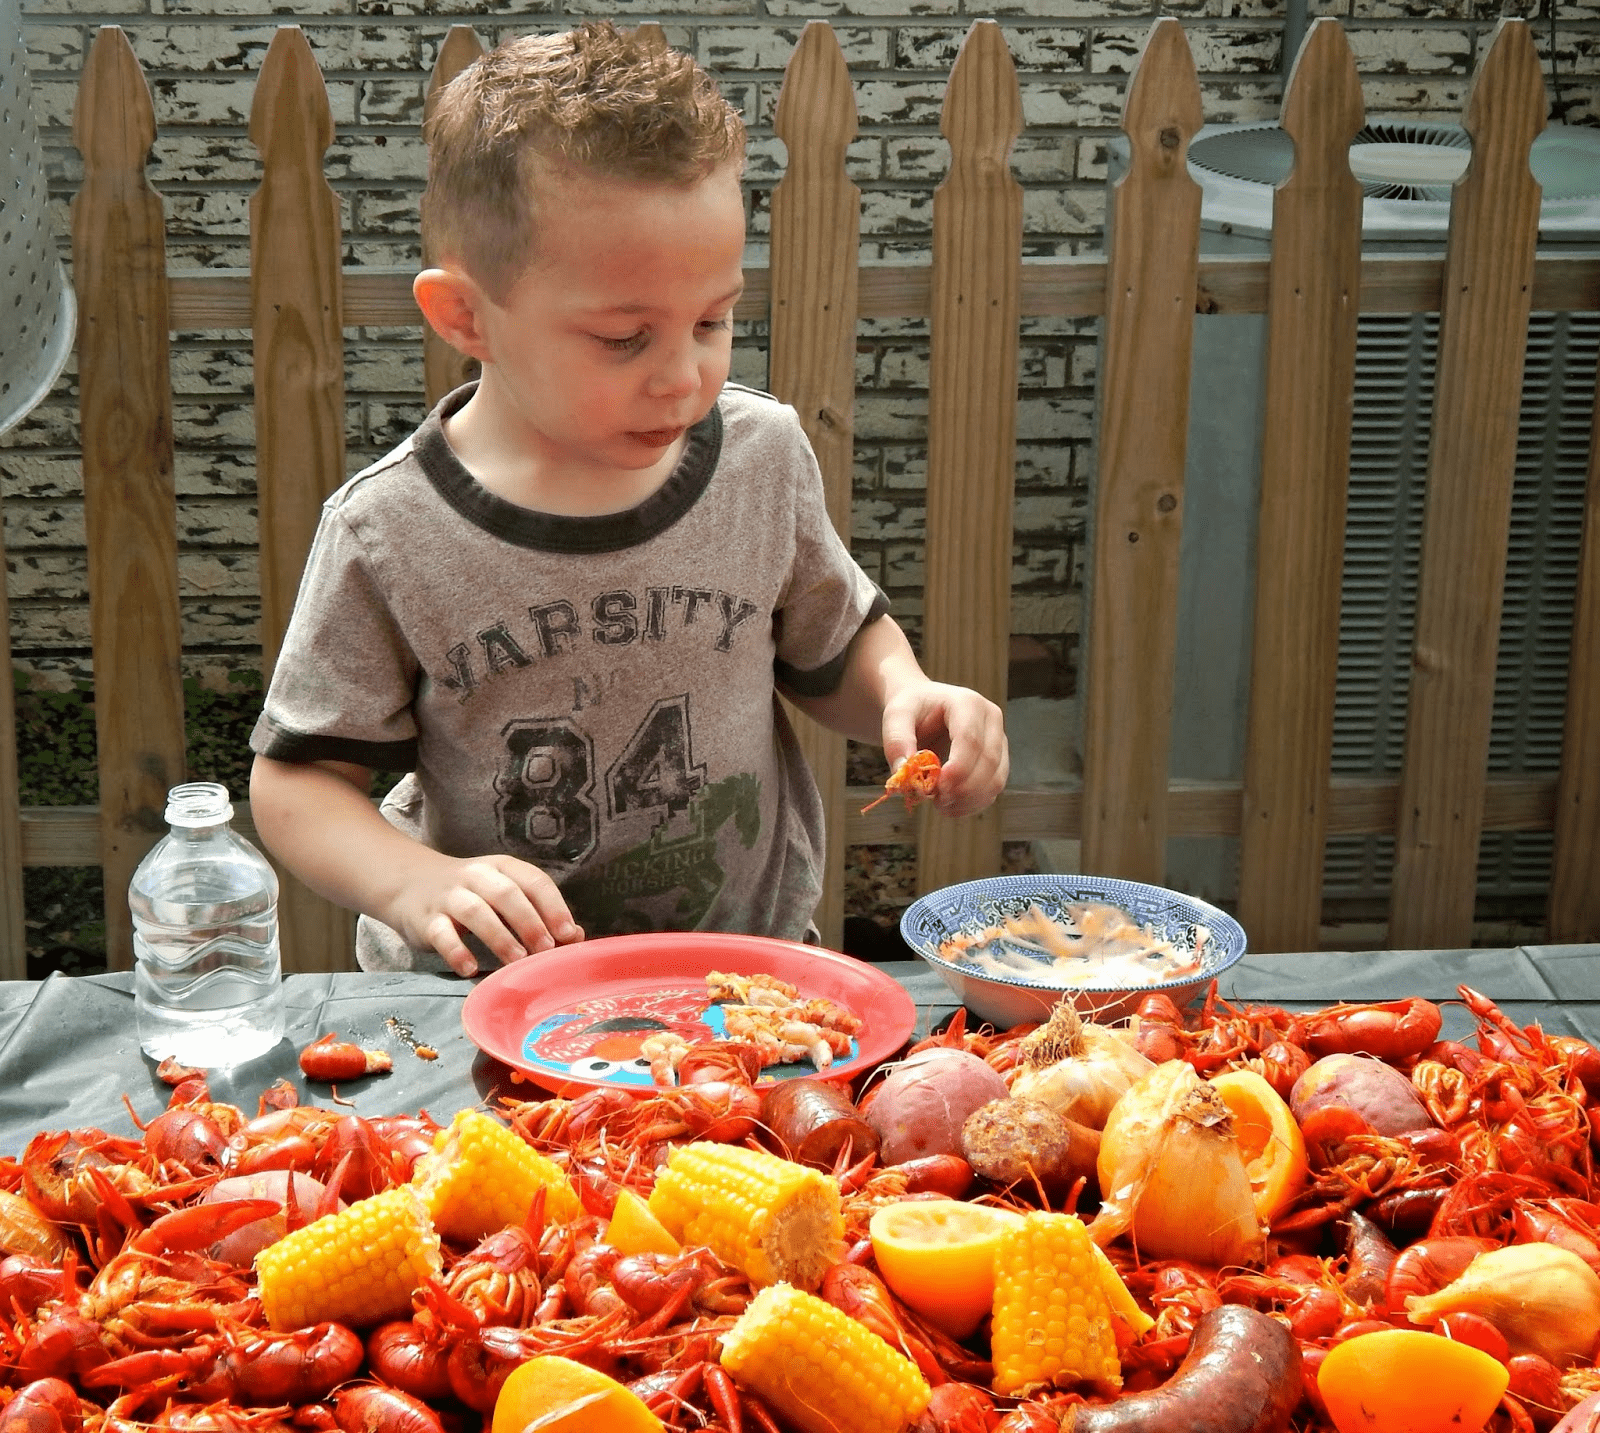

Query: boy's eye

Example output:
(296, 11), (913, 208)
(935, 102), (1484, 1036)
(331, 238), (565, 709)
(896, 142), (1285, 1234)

(698, 316), (734, 335)
(597, 331), (648, 353)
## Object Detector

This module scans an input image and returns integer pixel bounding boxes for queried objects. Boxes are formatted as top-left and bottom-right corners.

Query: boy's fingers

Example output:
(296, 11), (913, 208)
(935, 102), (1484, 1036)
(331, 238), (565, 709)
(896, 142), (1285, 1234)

(425, 913), (482, 978)
(466, 867), (554, 954)
(505, 862), (583, 943)
(440, 881), (541, 967)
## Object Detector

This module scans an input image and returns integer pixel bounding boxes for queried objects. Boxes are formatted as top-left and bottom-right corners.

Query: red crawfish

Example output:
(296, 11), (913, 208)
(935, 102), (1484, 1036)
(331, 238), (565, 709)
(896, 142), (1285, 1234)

(81, 1323), (365, 1405)
(0, 1379), (87, 1433)
(298, 1034), (393, 1082)
(1298, 997), (1443, 1062)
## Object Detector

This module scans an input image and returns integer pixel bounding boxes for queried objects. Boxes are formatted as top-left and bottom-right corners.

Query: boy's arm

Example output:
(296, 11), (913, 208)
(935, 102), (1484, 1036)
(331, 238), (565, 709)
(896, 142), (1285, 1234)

(784, 614), (1009, 817)
(248, 755), (581, 977)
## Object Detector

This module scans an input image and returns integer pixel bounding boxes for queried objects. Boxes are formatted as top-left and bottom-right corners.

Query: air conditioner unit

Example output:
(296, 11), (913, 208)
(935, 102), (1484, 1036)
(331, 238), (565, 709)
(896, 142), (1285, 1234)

(1103, 122), (1600, 918)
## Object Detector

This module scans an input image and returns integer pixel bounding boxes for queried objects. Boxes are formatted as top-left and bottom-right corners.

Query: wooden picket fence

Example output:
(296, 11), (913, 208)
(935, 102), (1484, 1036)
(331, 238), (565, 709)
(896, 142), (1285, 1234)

(1, 13), (1597, 978)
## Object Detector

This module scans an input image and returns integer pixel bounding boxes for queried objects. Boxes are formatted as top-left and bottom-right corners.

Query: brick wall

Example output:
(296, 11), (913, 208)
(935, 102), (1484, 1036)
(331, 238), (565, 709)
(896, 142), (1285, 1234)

(6, 0), (1596, 697)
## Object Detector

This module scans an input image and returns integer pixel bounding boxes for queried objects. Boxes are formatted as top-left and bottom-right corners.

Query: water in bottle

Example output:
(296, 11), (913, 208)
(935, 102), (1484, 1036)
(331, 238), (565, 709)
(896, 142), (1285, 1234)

(130, 782), (287, 1067)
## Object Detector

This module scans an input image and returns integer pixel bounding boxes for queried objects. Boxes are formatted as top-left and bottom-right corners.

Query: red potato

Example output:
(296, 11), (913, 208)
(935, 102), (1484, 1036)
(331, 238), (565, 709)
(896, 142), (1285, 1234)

(1063, 1304), (1303, 1433)
(1555, 1393), (1600, 1432)
(1289, 1053), (1433, 1137)
(202, 1171), (341, 1266)
(863, 1047), (1010, 1165)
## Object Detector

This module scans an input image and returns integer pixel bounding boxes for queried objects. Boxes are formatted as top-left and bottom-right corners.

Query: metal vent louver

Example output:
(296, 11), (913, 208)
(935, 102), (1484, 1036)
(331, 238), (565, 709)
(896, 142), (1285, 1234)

(1322, 310), (1600, 904)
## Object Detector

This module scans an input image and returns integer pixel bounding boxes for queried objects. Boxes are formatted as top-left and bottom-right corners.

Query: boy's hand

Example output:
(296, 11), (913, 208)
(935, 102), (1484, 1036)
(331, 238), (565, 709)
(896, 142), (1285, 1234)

(881, 681), (1008, 818)
(388, 853), (583, 978)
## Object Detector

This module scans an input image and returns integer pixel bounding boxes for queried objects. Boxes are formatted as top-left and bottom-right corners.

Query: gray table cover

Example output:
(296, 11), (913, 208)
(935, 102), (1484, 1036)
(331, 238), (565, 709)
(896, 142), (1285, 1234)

(2, 946), (1596, 1158)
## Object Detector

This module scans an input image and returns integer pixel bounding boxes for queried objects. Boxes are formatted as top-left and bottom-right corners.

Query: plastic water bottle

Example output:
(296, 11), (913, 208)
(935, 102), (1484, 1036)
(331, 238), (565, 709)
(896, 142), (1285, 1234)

(130, 781), (287, 1066)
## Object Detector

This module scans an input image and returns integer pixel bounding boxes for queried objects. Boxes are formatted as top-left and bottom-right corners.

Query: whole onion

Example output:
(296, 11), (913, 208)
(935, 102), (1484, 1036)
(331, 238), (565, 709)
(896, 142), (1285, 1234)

(1009, 1001), (1154, 1130)
(1088, 1059), (1265, 1268)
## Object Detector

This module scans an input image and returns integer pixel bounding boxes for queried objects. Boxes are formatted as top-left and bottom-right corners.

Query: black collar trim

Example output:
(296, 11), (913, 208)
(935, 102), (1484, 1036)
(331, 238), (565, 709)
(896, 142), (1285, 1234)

(414, 383), (724, 553)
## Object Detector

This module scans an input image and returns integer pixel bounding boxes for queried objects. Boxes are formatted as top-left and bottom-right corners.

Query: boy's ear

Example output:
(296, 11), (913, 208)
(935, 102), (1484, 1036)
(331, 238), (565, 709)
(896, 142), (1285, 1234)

(413, 267), (494, 363)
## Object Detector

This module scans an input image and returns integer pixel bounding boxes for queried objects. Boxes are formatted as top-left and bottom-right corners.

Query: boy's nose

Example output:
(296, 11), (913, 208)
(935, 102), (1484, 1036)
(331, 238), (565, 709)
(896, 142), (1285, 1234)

(646, 340), (702, 400)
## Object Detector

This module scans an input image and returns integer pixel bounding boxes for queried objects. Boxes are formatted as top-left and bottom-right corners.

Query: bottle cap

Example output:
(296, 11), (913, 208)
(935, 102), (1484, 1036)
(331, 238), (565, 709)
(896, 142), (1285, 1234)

(165, 782), (234, 828)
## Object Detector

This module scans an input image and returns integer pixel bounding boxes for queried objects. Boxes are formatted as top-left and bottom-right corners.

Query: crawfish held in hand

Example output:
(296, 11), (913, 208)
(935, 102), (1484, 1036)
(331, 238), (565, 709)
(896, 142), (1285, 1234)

(860, 749), (941, 814)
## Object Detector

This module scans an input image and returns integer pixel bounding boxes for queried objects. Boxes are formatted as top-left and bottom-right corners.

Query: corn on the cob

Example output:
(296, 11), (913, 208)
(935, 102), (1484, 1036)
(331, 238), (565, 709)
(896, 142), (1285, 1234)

(647, 1143), (842, 1290)
(254, 1185), (442, 1331)
(720, 1282), (931, 1433)
(413, 1108), (581, 1239)
(991, 1211), (1121, 1397)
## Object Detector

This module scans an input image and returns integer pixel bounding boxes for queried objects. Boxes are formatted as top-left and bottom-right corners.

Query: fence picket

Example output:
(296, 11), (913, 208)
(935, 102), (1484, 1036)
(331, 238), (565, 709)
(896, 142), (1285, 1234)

(72, 26), (187, 972)
(770, 21), (861, 949)
(1388, 19), (1547, 951)
(916, 20), (1021, 896)
(1080, 18), (1203, 884)
(250, 27), (355, 971)
(1549, 391), (1600, 940)
(1236, 19), (1365, 952)
(422, 26), (485, 411)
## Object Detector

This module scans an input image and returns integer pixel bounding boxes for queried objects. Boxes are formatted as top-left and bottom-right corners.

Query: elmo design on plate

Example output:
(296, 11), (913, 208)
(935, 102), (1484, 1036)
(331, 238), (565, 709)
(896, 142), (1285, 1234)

(520, 987), (860, 1086)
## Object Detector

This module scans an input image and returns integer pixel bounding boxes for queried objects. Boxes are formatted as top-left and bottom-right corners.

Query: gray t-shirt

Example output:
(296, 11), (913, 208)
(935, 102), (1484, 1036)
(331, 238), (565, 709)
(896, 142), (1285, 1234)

(251, 382), (888, 971)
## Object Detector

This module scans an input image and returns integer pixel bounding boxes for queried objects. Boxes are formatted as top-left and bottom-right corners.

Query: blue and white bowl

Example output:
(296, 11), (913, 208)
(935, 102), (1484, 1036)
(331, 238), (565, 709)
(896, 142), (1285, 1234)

(900, 873), (1248, 1029)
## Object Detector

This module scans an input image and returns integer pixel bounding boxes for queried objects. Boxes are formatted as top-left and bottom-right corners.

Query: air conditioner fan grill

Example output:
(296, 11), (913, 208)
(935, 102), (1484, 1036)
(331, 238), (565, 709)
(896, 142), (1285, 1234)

(1189, 121), (1472, 203)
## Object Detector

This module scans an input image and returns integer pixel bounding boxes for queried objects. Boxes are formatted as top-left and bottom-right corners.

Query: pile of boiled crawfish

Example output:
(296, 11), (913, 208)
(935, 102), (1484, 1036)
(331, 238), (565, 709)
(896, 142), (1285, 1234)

(3, 984), (1600, 1433)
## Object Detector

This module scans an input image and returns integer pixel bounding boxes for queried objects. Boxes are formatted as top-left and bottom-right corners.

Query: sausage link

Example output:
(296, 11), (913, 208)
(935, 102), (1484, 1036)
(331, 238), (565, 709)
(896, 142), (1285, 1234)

(1065, 1305), (1303, 1433)
(761, 1079), (880, 1170)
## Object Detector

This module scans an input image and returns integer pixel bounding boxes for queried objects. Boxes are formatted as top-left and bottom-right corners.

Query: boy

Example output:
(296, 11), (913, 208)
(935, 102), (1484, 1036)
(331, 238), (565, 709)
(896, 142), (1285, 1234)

(248, 22), (1008, 977)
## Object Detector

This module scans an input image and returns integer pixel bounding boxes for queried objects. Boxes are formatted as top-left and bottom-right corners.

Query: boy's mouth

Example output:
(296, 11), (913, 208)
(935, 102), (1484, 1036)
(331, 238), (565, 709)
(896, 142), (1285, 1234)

(627, 427), (685, 448)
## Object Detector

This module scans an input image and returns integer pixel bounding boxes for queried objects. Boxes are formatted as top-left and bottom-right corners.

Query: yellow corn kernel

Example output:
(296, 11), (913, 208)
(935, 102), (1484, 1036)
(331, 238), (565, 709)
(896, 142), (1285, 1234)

(647, 1143), (842, 1290)
(991, 1211), (1121, 1398)
(254, 1185), (442, 1331)
(720, 1282), (931, 1433)
(414, 1108), (581, 1239)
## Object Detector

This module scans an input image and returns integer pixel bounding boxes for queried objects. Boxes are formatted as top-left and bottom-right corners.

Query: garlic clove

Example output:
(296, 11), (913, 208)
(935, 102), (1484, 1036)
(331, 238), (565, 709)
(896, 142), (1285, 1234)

(1406, 1244), (1600, 1367)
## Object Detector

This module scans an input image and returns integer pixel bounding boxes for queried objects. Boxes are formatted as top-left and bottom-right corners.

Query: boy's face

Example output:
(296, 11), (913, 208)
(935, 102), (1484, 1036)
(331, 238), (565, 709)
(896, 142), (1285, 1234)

(468, 160), (747, 488)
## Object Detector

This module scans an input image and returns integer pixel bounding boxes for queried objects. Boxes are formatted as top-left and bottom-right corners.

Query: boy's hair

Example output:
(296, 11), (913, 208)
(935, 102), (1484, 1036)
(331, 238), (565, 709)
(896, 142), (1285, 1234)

(421, 22), (747, 301)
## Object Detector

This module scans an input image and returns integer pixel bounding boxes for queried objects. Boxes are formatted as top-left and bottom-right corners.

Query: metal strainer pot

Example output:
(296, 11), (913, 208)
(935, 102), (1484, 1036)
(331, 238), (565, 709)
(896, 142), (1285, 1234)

(0, 0), (74, 437)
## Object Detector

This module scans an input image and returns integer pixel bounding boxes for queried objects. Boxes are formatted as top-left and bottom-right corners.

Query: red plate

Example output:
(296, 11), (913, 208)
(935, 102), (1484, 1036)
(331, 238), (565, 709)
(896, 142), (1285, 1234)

(462, 931), (917, 1095)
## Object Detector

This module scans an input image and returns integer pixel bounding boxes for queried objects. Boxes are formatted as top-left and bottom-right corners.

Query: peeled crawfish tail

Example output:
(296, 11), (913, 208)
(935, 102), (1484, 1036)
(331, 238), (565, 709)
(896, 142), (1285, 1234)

(861, 749), (941, 814)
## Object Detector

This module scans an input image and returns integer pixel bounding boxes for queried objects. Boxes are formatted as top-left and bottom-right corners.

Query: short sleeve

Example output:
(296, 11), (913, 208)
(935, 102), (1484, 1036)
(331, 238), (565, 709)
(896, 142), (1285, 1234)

(769, 413), (889, 697)
(250, 503), (422, 770)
